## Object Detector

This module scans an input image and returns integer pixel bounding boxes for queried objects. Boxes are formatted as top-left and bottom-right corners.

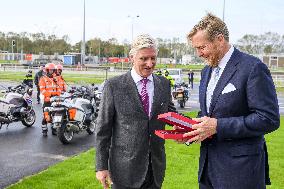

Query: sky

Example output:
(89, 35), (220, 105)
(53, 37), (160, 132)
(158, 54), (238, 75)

(1, 0), (283, 45)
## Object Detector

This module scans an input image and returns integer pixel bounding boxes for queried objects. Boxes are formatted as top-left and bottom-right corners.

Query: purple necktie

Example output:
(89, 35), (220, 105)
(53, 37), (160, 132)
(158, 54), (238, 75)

(140, 78), (149, 116)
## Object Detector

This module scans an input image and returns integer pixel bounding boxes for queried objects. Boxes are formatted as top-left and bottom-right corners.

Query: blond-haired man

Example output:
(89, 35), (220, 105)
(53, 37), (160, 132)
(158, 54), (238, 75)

(182, 13), (279, 189)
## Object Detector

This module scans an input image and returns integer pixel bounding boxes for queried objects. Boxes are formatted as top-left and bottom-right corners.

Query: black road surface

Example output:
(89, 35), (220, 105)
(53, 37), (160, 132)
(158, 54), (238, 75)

(0, 97), (96, 189)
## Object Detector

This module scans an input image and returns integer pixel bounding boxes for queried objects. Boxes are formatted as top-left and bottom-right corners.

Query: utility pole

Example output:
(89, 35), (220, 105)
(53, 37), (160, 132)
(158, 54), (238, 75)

(98, 41), (101, 64)
(128, 15), (140, 41)
(21, 37), (23, 62)
(222, 0), (226, 22)
(12, 40), (15, 61)
(81, 0), (86, 65)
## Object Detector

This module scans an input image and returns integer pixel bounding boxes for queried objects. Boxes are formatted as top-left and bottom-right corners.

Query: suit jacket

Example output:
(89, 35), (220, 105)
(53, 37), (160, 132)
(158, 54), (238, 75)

(95, 71), (173, 188)
(198, 48), (280, 189)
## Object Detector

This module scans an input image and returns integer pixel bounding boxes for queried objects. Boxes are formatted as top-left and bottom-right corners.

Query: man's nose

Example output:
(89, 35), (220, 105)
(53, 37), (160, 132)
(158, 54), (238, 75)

(196, 49), (204, 57)
(146, 59), (155, 67)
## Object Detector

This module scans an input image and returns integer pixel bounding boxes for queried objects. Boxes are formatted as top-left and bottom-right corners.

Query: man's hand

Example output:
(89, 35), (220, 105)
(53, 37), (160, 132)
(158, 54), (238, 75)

(96, 170), (113, 189)
(183, 116), (217, 143)
(173, 125), (189, 144)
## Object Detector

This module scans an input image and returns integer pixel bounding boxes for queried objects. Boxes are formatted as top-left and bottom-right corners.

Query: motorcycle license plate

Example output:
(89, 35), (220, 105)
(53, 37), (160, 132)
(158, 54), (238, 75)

(53, 116), (62, 123)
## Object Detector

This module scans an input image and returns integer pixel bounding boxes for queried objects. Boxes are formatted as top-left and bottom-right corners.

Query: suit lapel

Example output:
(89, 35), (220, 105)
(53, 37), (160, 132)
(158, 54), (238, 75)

(209, 49), (240, 115)
(200, 66), (211, 115)
(150, 75), (163, 119)
(121, 72), (145, 114)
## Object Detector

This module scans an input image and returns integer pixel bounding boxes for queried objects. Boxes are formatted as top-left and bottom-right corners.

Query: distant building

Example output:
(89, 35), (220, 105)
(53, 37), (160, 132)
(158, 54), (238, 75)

(181, 54), (192, 65)
(259, 54), (284, 68)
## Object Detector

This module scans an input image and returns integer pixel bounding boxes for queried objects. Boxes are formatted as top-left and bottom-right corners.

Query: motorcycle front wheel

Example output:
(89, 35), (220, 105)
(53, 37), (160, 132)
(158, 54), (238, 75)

(58, 122), (74, 144)
(21, 109), (36, 127)
(179, 100), (185, 108)
(86, 121), (96, 135)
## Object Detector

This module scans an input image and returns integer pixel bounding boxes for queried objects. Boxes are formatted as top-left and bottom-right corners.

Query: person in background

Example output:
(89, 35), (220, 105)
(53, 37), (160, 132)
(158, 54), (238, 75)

(188, 69), (194, 89)
(34, 66), (44, 104)
(155, 69), (162, 76)
(54, 64), (67, 93)
(23, 70), (33, 88)
(179, 13), (279, 189)
(95, 34), (176, 189)
(39, 63), (60, 136)
(164, 70), (175, 87)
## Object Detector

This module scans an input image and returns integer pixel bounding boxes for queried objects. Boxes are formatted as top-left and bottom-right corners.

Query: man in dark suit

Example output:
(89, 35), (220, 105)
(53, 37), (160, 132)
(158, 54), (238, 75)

(188, 69), (194, 89)
(183, 13), (280, 189)
(95, 34), (175, 189)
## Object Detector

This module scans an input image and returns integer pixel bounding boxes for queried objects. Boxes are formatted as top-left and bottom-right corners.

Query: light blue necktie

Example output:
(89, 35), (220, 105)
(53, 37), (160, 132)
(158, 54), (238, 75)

(206, 66), (221, 113)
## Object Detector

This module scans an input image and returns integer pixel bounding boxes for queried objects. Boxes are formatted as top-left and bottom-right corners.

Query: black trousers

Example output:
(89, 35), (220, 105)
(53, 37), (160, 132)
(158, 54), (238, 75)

(199, 154), (214, 189)
(112, 156), (159, 189)
(36, 85), (40, 103)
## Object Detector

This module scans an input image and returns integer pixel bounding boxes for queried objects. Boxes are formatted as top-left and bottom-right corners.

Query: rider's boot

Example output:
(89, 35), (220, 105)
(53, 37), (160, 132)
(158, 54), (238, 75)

(51, 125), (57, 136)
(42, 119), (48, 137)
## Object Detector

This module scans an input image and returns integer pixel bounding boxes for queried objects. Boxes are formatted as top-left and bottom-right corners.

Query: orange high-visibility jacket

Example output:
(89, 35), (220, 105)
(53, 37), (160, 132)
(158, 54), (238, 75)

(39, 75), (60, 103)
(54, 75), (67, 93)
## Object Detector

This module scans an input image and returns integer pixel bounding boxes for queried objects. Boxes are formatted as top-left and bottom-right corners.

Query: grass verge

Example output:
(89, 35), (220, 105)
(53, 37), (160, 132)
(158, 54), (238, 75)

(7, 112), (284, 188)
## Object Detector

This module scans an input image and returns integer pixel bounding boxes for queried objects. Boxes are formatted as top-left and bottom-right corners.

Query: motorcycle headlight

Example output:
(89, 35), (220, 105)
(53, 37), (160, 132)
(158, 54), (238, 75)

(20, 107), (26, 113)
(26, 88), (33, 96)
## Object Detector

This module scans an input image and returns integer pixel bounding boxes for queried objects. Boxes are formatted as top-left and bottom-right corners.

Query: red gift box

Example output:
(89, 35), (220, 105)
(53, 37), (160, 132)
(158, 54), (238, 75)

(155, 112), (198, 140)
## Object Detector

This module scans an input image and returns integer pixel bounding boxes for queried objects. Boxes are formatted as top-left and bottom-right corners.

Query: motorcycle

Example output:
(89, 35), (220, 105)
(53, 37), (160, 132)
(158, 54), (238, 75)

(43, 85), (99, 144)
(172, 83), (189, 108)
(90, 84), (102, 117)
(0, 84), (36, 129)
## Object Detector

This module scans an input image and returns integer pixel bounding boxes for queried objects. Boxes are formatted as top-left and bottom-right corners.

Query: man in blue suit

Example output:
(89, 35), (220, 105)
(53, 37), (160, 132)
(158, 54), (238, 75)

(183, 13), (280, 189)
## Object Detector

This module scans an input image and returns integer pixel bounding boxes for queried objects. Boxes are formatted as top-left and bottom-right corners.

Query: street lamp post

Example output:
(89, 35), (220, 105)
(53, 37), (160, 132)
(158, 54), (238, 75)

(128, 15), (140, 41)
(222, 0), (226, 21)
(11, 40), (15, 61)
(81, 0), (86, 66)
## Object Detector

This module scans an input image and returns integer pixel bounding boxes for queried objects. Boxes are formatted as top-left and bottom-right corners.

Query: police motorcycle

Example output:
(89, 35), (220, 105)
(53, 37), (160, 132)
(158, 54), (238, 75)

(90, 83), (102, 117)
(172, 83), (189, 108)
(43, 85), (98, 144)
(0, 84), (36, 129)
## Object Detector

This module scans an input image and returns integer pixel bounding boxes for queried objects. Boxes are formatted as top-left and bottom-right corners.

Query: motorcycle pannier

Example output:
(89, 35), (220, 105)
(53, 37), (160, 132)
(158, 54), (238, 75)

(69, 108), (84, 122)
(0, 101), (10, 114)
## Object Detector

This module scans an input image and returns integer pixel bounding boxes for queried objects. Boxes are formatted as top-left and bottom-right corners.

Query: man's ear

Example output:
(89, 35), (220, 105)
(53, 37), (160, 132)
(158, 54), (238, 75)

(130, 55), (135, 64)
(130, 55), (134, 62)
(217, 34), (224, 42)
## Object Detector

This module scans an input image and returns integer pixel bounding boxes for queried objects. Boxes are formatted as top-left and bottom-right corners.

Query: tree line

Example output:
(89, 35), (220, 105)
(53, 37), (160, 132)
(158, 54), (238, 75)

(0, 31), (284, 58)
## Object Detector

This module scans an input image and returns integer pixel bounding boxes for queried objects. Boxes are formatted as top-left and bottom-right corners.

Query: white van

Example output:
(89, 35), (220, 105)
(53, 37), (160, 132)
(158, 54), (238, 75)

(166, 68), (184, 84)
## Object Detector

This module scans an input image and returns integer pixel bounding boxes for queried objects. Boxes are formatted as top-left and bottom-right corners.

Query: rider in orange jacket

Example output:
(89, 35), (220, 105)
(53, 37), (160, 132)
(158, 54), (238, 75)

(39, 63), (60, 136)
(54, 64), (67, 93)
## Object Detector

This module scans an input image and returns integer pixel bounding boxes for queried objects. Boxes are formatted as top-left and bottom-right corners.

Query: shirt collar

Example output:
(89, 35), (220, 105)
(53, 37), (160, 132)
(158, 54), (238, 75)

(218, 45), (234, 70)
(131, 68), (153, 84)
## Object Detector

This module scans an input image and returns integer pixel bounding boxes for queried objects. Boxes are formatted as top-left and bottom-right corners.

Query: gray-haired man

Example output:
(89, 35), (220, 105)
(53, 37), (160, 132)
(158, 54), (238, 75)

(95, 34), (175, 189)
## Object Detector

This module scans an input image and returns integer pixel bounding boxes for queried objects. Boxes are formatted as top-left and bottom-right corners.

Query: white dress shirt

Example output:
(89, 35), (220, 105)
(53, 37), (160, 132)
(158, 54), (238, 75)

(131, 68), (154, 116)
(206, 45), (234, 113)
